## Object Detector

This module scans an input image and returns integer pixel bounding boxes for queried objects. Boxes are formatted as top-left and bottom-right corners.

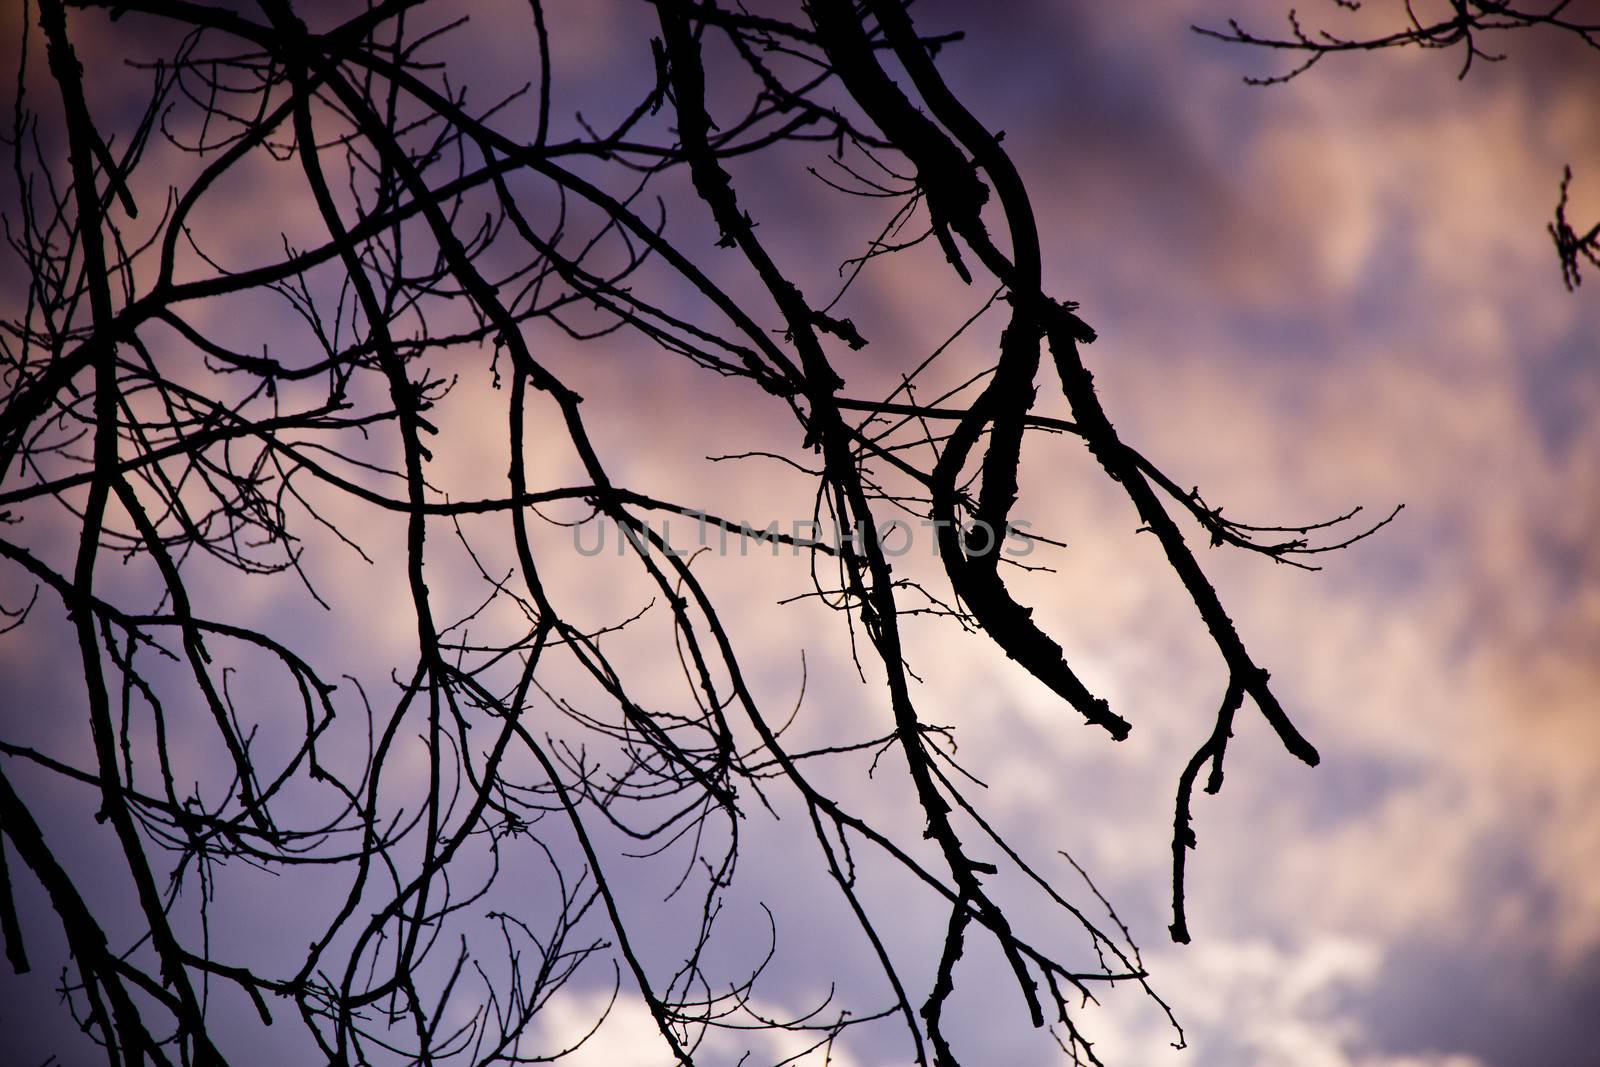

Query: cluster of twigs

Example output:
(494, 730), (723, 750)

(0, 2), (1392, 1065)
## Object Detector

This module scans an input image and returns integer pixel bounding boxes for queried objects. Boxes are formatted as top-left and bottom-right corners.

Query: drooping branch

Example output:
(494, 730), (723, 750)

(0, 2), (1396, 1064)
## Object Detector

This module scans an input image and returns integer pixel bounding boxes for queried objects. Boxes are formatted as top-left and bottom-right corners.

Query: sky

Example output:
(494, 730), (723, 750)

(1, 1), (1598, 1065)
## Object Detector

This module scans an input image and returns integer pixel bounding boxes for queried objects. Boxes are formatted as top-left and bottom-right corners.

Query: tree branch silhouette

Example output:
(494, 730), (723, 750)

(0, 2), (1396, 1063)
(1202, 0), (1600, 289)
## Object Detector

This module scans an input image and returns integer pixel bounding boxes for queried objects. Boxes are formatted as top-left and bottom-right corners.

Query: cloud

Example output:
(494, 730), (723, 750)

(1090, 935), (1490, 1067)
(5, 2), (1599, 1066)
(531, 987), (870, 1067)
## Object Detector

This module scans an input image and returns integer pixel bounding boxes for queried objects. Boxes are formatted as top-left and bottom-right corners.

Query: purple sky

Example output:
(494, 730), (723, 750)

(2, 2), (1598, 1065)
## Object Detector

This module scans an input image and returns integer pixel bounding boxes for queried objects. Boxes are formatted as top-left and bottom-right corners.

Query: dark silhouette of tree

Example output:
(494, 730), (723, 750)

(0, 2), (1396, 1064)
(1200, 1), (1600, 288)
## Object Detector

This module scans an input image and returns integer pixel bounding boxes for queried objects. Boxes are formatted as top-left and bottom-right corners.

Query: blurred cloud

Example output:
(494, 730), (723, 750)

(3, 1), (1598, 1065)
(1091, 935), (1492, 1067)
